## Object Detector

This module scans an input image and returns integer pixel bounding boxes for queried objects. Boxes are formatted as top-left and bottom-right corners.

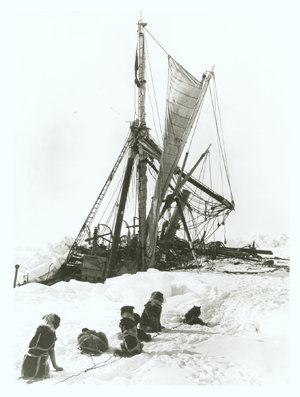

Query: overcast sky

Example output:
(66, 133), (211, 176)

(6, 0), (297, 249)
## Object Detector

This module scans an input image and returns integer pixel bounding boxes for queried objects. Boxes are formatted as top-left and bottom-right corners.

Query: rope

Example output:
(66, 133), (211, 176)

(187, 96), (205, 153)
(98, 147), (129, 229)
(96, 130), (130, 227)
(213, 77), (230, 179)
(145, 38), (163, 145)
(210, 83), (225, 199)
(209, 77), (234, 202)
(54, 355), (121, 384)
(146, 75), (162, 146)
(54, 323), (186, 384)
(149, 322), (185, 339)
(208, 83), (227, 179)
(145, 28), (169, 56)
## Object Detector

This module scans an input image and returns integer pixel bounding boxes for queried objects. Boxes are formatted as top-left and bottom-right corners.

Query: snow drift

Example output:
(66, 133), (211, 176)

(13, 268), (289, 386)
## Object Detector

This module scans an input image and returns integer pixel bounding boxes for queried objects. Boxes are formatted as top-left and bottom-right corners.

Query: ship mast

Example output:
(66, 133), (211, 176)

(136, 15), (148, 271)
(137, 14), (147, 125)
(107, 133), (136, 275)
(108, 15), (148, 274)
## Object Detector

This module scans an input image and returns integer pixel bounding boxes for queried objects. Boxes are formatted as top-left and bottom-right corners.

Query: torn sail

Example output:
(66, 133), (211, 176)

(146, 56), (209, 262)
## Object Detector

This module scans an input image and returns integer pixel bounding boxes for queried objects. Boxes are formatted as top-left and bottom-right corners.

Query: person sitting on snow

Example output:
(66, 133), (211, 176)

(20, 313), (63, 381)
(139, 291), (164, 333)
(77, 328), (109, 355)
(183, 305), (208, 326)
(115, 306), (143, 357)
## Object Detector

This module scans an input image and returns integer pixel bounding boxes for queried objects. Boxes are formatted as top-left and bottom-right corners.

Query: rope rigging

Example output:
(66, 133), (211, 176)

(145, 37), (164, 145)
(66, 29), (234, 275)
(208, 77), (234, 203)
(131, 27), (234, 249)
(97, 156), (127, 231)
(144, 28), (170, 57)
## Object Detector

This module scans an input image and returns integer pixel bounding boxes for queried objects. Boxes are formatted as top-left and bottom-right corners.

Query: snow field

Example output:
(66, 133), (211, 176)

(13, 269), (289, 386)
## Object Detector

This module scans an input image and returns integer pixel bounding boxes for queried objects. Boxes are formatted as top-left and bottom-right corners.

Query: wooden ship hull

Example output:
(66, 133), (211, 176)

(42, 16), (247, 285)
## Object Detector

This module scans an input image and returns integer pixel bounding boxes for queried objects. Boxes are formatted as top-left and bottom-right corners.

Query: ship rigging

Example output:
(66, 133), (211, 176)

(47, 17), (235, 284)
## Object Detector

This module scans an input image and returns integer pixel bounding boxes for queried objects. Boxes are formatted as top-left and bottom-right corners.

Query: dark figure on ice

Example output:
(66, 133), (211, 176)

(115, 306), (143, 357)
(20, 313), (63, 381)
(139, 291), (164, 333)
(133, 313), (152, 342)
(77, 328), (109, 355)
(183, 305), (208, 326)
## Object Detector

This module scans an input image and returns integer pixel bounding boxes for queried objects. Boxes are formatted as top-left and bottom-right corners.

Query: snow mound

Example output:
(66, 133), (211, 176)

(14, 237), (73, 284)
(13, 269), (289, 385)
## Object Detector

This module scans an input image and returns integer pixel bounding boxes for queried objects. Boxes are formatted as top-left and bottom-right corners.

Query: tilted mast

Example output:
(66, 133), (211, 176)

(42, 17), (237, 286)
(145, 59), (214, 267)
(107, 127), (137, 275)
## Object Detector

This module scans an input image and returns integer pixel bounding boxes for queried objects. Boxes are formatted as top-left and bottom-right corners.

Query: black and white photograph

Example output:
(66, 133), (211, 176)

(3, 0), (299, 394)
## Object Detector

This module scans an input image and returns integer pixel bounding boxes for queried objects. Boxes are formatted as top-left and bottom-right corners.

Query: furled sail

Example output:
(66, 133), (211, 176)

(146, 56), (210, 264)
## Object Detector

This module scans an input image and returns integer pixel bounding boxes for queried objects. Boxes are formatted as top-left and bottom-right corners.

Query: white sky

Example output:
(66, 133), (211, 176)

(1, 3), (300, 393)
(4, 0), (297, 249)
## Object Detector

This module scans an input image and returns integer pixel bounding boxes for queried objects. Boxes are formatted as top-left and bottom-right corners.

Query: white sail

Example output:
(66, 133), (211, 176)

(146, 56), (210, 262)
